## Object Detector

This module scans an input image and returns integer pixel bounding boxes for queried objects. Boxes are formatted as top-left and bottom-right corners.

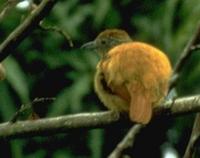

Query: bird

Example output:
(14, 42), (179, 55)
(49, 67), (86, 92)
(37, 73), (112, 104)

(82, 29), (172, 124)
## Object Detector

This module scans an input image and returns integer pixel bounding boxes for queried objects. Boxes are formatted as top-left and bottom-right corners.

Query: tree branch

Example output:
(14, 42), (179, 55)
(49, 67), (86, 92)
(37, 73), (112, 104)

(108, 124), (144, 158)
(39, 21), (74, 47)
(0, 0), (18, 22)
(0, 0), (58, 62)
(183, 114), (200, 158)
(169, 21), (200, 89)
(0, 111), (120, 139)
(0, 95), (199, 139)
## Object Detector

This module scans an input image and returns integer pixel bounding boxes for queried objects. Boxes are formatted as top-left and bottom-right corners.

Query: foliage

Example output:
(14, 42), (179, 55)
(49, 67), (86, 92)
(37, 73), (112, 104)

(0, 0), (200, 157)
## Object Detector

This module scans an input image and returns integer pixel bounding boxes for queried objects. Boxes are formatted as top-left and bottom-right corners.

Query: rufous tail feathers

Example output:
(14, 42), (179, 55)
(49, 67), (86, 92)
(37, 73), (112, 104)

(128, 84), (152, 124)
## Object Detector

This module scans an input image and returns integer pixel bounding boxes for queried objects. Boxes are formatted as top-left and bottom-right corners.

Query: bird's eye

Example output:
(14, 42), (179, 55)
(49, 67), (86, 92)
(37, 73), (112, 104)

(101, 40), (106, 45)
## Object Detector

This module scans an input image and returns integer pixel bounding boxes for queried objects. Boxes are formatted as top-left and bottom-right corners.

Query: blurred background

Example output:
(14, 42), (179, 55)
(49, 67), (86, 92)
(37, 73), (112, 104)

(0, 0), (200, 157)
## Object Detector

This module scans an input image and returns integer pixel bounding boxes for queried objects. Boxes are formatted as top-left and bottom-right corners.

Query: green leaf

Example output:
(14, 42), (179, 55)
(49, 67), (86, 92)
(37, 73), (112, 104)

(10, 140), (23, 158)
(48, 73), (92, 116)
(0, 83), (16, 120)
(88, 129), (104, 158)
(4, 57), (30, 103)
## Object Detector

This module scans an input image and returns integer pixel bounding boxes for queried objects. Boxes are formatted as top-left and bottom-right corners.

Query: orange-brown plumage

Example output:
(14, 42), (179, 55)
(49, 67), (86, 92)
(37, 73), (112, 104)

(82, 29), (172, 124)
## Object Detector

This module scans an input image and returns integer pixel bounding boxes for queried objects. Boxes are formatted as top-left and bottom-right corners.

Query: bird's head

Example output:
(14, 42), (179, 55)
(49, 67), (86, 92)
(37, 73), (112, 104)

(82, 29), (132, 57)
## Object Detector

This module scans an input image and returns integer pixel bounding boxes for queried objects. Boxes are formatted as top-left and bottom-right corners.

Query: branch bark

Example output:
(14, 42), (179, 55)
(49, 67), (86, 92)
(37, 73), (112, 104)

(183, 114), (200, 158)
(108, 124), (144, 158)
(0, 0), (18, 22)
(0, 0), (58, 61)
(170, 21), (200, 89)
(0, 95), (200, 139)
(39, 22), (73, 47)
(0, 111), (120, 138)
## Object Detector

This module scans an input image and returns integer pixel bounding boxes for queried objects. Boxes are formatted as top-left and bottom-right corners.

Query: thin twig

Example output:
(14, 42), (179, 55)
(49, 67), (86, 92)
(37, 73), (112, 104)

(0, 95), (199, 139)
(0, 0), (17, 22)
(183, 114), (200, 158)
(108, 124), (144, 158)
(190, 44), (200, 52)
(169, 21), (200, 90)
(0, 0), (58, 61)
(39, 22), (74, 47)
(10, 97), (55, 123)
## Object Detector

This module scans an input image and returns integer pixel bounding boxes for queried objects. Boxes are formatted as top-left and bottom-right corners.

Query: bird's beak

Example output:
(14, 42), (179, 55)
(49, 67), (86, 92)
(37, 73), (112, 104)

(81, 41), (97, 51)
